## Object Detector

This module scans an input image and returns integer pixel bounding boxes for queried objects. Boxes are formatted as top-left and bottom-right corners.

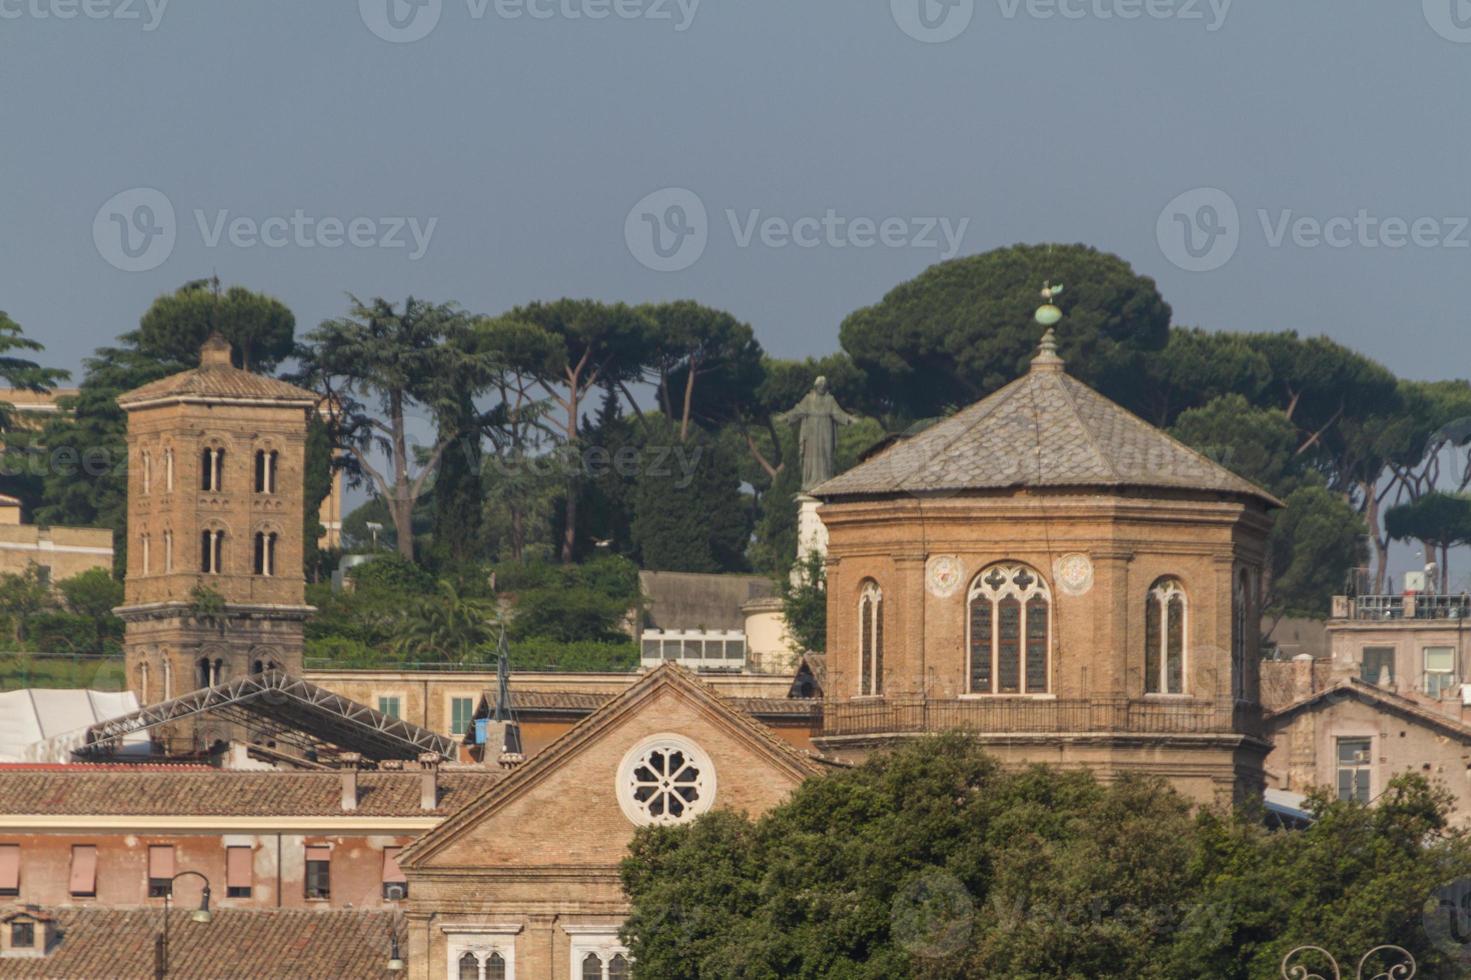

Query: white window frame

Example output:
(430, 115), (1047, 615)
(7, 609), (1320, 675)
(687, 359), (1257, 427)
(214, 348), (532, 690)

(448, 695), (476, 737)
(615, 733), (716, 827)
(1335, 735), (1374, 803)
(443, 925), (520, 980)
(377, 694), (404, 720)
(1424, 646), (1458, 699)
(565, 927), (630, 980)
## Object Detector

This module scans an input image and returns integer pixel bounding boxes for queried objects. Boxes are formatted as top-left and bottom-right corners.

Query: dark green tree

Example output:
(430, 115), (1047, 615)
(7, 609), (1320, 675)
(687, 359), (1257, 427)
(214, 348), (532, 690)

(630, 421), (752, 573)
(298, 296), (472, 561)
(642, 301), (764, 442)
(839, 244), (1171, 421)
(1268, 485), (1367, 619)
(779, 551), (826, 653)
(1170, 394), (1301, 497)
(136, 278), (296, 371)
(1138, 328), (1272, 427)
(0, 311), (70, 510)
(1385, 492), (1471, 590)
(56, 567), (125, 653)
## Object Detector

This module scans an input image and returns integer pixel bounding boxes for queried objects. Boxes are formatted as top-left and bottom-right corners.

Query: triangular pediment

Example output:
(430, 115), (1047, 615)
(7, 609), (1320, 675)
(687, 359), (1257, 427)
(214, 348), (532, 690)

(399, 665), (820, 871)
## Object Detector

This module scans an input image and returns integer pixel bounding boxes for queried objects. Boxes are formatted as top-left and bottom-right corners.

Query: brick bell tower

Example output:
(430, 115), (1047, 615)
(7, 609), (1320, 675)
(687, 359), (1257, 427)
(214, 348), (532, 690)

(115, 333), (318, 712)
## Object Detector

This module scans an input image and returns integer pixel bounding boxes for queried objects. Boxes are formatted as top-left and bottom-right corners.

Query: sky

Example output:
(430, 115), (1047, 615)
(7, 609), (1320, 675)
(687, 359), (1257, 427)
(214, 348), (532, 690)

(3, 0), (1470, 384)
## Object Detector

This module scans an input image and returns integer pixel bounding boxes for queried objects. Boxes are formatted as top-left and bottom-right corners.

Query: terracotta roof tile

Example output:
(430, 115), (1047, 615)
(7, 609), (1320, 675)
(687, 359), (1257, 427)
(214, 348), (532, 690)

(0, 906), (403, 979)
(0, 770), (502, 818)
(116, 364), (318, 408)
(813, 358), (1280, 507)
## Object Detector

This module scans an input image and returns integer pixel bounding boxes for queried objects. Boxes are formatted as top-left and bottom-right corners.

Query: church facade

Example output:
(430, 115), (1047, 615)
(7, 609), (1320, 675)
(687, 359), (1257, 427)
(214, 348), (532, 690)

(809, 331), (1279, 802)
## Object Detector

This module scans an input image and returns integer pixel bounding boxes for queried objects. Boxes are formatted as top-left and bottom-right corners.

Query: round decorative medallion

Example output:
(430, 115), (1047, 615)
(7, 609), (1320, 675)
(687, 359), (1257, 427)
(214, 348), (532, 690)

(926, 555), (965, 599)
(616, 733), (716, 827)
(1054, 553), (1094, 596)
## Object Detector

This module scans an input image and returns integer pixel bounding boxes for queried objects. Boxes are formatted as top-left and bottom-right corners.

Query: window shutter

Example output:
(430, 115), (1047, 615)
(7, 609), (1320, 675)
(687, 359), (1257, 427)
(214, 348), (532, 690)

(382, 847), (406, 885)
(70, 846), (97, 894)
(226, 846), (252, 889)
(305, 845), (331, 864)
(148, 845), (175, 880)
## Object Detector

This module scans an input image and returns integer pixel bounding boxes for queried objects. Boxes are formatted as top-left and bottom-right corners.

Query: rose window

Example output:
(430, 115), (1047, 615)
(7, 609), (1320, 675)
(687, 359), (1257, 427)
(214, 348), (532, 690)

(616, 734), (716, 827)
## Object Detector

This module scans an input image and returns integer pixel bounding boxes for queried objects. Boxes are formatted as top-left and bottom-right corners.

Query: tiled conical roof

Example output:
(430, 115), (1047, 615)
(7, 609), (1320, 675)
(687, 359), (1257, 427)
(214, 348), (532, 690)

(116, 332), (318, 408)
(813, 341), (1280, 507)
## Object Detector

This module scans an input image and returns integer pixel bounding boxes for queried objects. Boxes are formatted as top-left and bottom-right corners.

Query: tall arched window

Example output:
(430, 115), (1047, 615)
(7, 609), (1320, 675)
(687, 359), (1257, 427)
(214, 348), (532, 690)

(1232, 570), (1250, 701)
(858, 580), (883, 696)
(458, 952), (478, 980)
(141, 451), (152, 495)
(968, 563), (1051, 695)
(608, 954), (630, 979)
(201, 447), (224, 492)
(201, 529), (225, 574)
(162, 659), (172, 701)
(140, 533), (151, 575)
(485, 952), (506, 980)
(138, 661), (149, 704)
(253, 531), (277, 576)
(1145, 578), (1187, 694)
(583, 953), (603, 980)
(254, 449), (278, 494)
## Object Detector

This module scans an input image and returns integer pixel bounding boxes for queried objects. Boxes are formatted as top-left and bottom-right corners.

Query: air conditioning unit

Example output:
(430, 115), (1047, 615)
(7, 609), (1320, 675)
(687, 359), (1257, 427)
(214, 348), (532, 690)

(384, 883), (408, 901)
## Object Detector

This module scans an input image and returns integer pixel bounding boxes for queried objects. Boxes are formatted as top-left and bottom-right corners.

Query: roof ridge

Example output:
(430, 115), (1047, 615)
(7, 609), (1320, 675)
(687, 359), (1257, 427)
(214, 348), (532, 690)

(1044, 371), (1122, 483)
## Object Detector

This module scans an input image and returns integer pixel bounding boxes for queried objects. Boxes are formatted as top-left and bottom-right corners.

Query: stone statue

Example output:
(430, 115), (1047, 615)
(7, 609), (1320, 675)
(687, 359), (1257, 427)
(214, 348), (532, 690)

(776, 376), (855, 491)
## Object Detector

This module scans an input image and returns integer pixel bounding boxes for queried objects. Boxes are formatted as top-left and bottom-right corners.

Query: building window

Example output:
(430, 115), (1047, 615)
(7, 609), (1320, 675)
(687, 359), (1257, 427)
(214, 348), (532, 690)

(577, 950), (630, 980)
(456, 951), (508, 980)
(377, 696), (402, 719)
(967, 564), (1050, 695)
(582, 954), (603, 980)
(1232, 570), (1250, 701)
(10, 921), (34, 949)
(1337, 737), (1372, 804)
(163, 660), (172, 701)
(253, 531), (277, 576)
(68, 845), (97, 897)
(254, 449), (279, 494)
(226, 846), (252, 899)
(858, 580), (883, 697)
(1425, 647), (1458, 699)
(1360, 647), (1395, 687)
(201, 447), (224, 492)
(200, 529), (225, 574)
(142, 452), (152, 495)
(164, 449), (174, 491)
(450, 697), (475, 736)
(459, 953), (479, 980)
(147, 845), (175, 897)
(381, 847), (407, 901)
(0, 844), (18, 897)
(163, 530), (173, 573)
(616, 734), (715, 827)
(1144, 578), (1187, 695)
(304, 846), (331, 900)
(36, 565), (50, 588)
(140, 534), (151, 575)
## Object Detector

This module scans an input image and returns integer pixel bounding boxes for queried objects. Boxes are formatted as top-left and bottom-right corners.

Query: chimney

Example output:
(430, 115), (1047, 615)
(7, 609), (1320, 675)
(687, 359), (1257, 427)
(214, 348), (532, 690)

(340, 752), (361, 812)
(1292, 654), (1316, 700)
(418, 752), (441, 810)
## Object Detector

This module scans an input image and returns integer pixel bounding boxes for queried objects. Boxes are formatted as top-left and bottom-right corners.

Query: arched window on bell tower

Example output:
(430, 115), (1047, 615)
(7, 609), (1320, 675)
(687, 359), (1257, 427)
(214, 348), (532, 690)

(1232, 570), (1250, 702)
(253, 531), (277, 576)
(1145, 578), (1187, 695)
(200, 528), (225, 574)
(858, 580), (883, 696)
(255, 449), (278, 494)
(201, 447), (224, 492)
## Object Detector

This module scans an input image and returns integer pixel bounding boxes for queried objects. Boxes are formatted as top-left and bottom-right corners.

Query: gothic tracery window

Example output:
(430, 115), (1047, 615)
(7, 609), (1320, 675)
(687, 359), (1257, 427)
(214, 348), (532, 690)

(858, 580), (883, 696)
(1144, 578), (1187, 695)
(617, 735), (715, 827)
(967, 563), (1051, 695)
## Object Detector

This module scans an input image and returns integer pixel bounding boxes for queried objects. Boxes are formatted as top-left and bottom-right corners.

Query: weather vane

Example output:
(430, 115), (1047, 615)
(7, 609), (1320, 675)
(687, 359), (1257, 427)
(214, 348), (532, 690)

(1036, 281), (1064, 327)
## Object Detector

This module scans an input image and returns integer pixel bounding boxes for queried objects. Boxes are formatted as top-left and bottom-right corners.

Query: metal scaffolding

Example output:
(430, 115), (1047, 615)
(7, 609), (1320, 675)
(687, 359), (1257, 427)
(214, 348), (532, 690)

(78, 671), (456, 763)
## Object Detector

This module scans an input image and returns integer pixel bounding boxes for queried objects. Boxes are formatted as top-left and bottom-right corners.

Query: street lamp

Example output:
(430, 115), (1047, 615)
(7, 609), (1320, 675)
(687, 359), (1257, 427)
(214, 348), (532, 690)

(154, 870), (212, 980)
(387, 926), (405, 972)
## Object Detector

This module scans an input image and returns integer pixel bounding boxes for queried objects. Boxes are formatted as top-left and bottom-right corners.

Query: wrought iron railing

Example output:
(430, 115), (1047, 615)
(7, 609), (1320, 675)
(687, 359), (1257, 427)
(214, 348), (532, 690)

(822, 697), (1264, 739)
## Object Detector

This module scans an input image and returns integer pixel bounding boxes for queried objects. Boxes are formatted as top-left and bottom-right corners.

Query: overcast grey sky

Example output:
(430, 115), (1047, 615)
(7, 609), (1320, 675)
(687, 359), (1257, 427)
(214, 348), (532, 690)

(2, 0), (1468, 382)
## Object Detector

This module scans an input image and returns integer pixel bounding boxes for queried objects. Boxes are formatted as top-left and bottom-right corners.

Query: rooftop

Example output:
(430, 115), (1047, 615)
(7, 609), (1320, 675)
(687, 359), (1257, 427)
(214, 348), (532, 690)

(115, 334), (317, 409)
(0, 768), (501, 818)
(814, 339), (1279, 506)
(0, 906), (404, 979)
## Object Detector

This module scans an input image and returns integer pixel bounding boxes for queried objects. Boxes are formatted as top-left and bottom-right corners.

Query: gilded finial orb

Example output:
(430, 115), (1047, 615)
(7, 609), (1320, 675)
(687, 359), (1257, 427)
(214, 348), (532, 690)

(1036, 281), (1064, 326)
